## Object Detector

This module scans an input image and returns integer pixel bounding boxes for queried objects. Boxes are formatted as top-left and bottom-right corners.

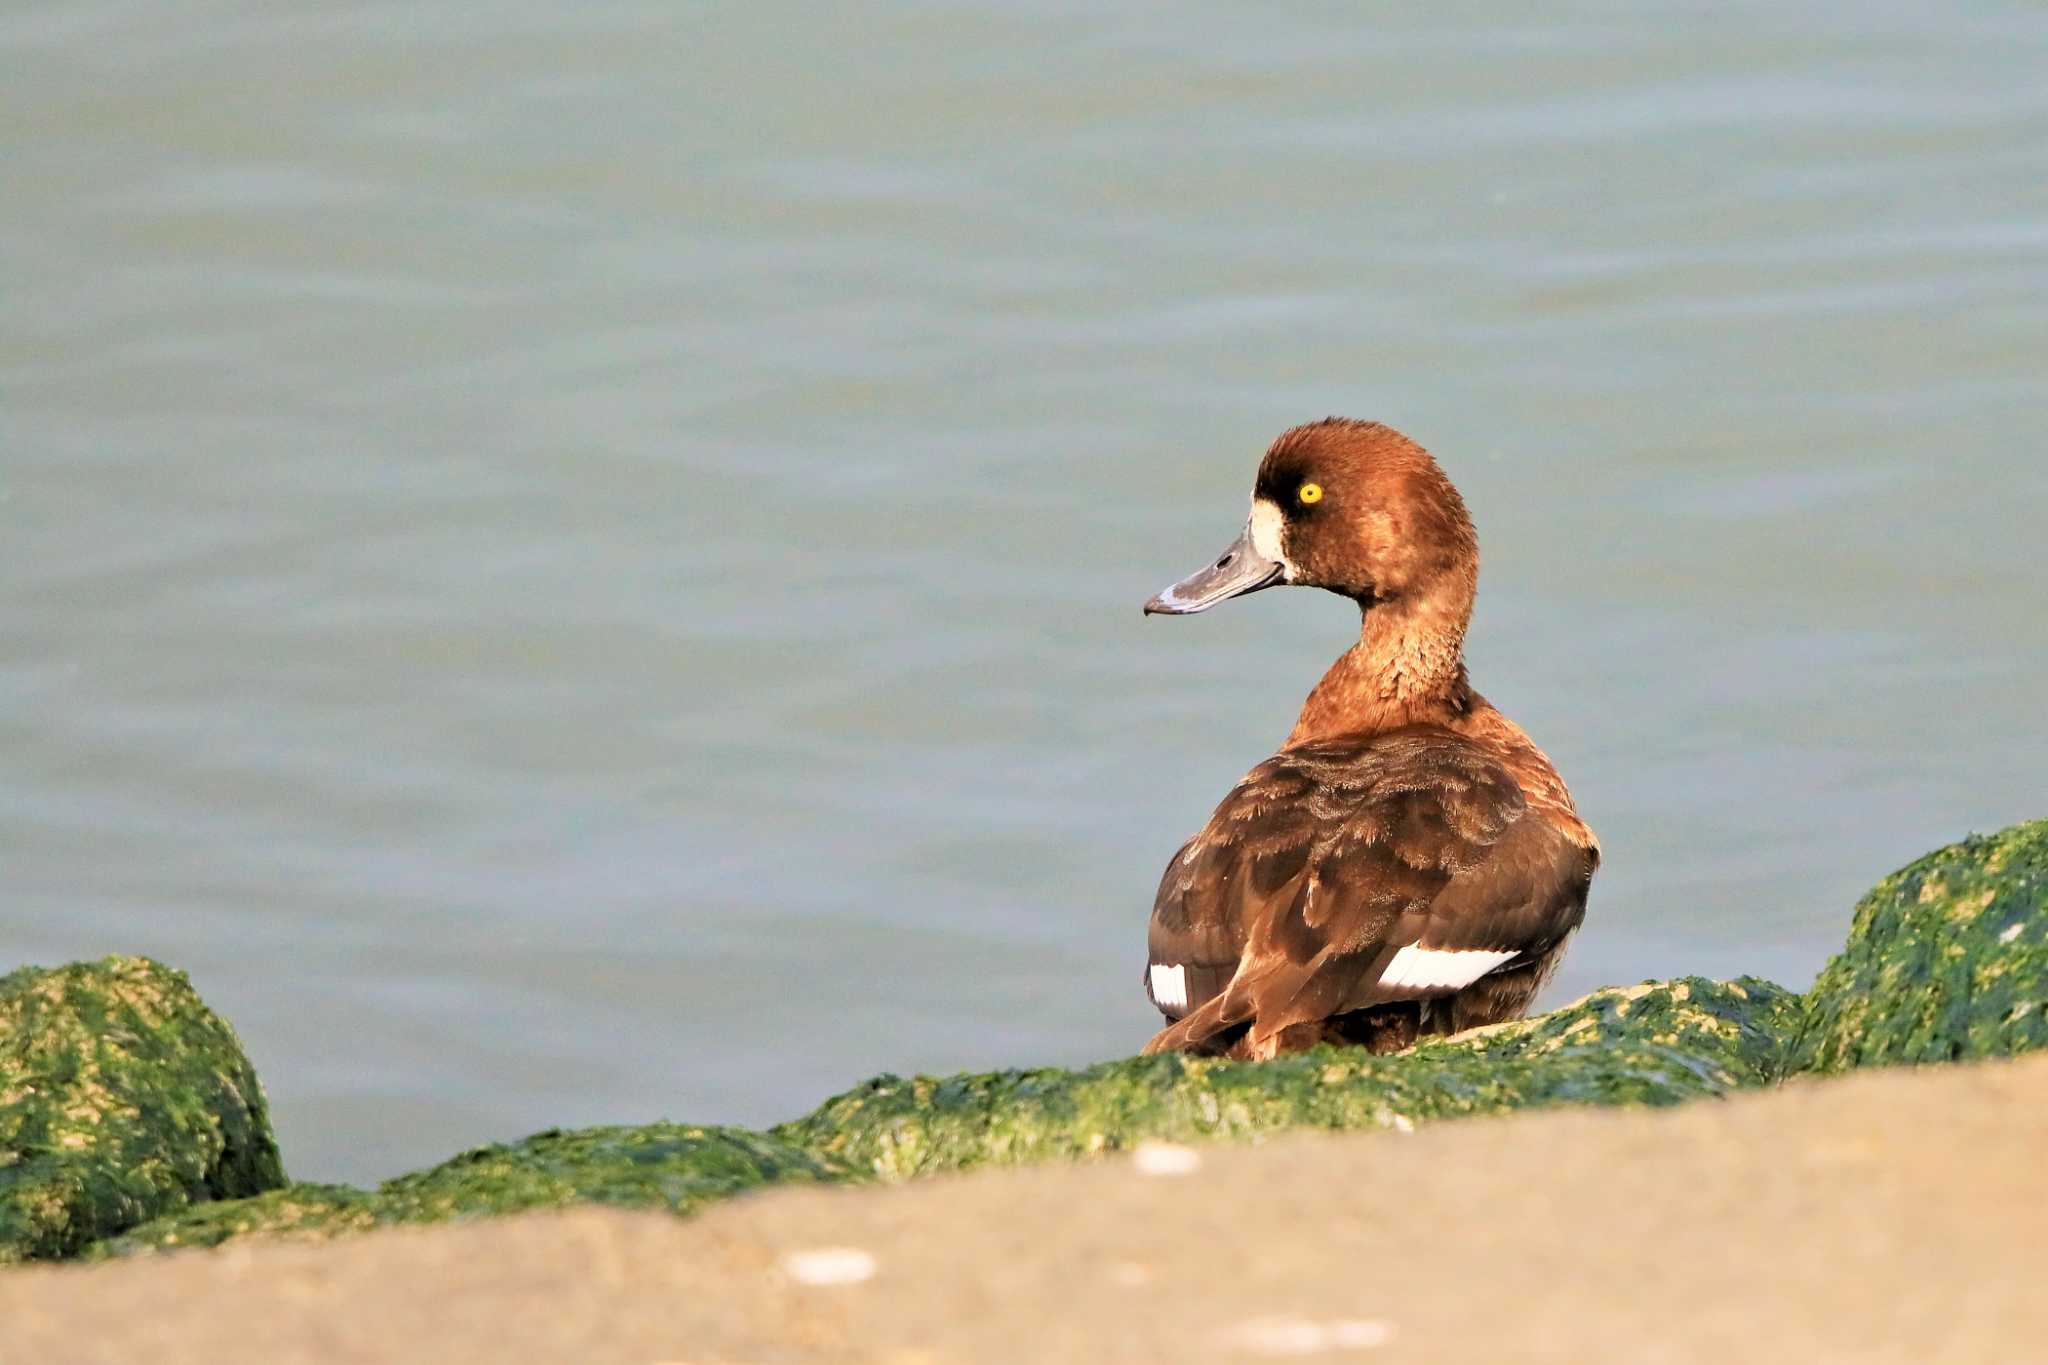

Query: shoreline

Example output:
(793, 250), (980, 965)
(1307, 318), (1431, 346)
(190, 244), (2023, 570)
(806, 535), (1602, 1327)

(6, 1051), (2044, 1363)
(0, 815), (2041, 1363)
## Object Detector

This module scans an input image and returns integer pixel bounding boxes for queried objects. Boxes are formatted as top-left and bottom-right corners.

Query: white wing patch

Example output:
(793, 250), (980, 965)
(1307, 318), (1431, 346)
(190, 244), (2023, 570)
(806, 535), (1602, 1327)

(1149, 963), (1188, 1010)
(1379, 944), (1518, 992)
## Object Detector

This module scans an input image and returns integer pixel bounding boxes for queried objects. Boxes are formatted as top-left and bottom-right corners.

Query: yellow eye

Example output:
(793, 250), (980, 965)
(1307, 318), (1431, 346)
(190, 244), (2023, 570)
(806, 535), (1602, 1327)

(1298, 482), (1323, 505)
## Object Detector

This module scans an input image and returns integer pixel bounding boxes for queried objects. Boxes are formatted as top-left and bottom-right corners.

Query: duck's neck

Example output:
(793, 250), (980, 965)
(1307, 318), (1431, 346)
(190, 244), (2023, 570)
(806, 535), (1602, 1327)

(1285, 595), (1473, 747)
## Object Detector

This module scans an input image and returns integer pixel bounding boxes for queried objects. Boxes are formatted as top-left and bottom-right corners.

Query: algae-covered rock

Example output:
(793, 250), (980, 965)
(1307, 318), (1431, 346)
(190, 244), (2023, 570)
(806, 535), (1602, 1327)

(84, 1183), (379, 1258)
(97, 1123), (850, 1256)
(101, 980), (1795, 1256)
(1796, 818), (2048, 1074)
(775, 976), (1802, 1180)
(0, 956), (285, 1262)
(377, 1122), (851, 1220)
(34, 820), (2048, 1264)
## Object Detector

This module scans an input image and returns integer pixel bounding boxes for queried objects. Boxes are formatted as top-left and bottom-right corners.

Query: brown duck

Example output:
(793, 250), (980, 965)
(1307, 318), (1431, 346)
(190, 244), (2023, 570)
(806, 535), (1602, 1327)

(1141, 418), (1598, 1059)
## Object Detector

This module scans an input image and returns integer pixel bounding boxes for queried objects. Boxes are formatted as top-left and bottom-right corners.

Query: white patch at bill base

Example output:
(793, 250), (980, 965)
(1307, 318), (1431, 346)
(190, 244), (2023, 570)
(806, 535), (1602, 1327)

(1378, 943), (1518, 991)
(1248, 498), (1294, 578)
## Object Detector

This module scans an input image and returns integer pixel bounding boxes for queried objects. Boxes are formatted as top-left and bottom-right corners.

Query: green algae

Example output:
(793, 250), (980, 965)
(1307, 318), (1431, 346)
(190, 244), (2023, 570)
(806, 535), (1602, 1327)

(27, 817), (2048, 1262)
(98, 978), (1795, 1254)
(378, 1121), (848, 1216)
(773, 976), (1801, 1180)
(96, 1124), (850, 1257)
(0, 957), (285, 1262)
(85, 1184), (380, 1257)
(1795, 818), (2048, 1073)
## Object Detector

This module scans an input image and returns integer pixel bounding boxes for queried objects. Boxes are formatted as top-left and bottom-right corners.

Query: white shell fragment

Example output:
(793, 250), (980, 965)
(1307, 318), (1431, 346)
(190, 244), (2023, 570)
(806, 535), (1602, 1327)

(1227, 1316), (1396, 1354)
(1131, 1140), (1203, 1176)
(779, 1246), (878, 1286)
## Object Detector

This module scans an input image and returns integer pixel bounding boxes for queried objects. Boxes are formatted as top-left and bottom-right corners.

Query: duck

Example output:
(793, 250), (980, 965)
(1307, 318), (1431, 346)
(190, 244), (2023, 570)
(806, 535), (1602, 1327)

(1140, 418), (1598, 1060)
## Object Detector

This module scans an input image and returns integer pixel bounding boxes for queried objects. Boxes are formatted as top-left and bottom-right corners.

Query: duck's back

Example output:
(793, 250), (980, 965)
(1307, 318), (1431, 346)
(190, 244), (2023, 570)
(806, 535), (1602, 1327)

(1143, 722), (1596, 1059)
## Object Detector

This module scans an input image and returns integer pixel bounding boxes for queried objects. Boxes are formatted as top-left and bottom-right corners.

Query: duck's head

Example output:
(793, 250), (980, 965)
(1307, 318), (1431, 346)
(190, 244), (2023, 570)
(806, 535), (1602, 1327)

(1144, 418), (1478, 618)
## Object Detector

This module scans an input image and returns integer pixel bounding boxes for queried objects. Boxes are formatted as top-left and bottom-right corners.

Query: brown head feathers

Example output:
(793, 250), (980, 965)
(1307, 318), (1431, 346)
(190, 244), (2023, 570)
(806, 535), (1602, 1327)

(1254, 420), (1482, 745)
(1257, 418), (1479, 609)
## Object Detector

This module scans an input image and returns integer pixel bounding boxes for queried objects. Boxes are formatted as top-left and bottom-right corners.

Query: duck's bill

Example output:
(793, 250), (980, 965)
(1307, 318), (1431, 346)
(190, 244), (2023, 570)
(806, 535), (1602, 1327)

(1143, 526), (1285, 615)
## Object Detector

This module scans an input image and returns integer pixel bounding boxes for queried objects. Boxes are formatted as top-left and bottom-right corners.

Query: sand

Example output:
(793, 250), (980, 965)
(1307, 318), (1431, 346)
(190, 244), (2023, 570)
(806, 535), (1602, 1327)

(7, 1053), (2044, 1364)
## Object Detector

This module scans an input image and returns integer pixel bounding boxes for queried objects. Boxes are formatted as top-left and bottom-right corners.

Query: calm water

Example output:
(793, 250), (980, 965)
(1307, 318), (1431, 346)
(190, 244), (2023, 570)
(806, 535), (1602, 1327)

(5, 3), (2046, 1183)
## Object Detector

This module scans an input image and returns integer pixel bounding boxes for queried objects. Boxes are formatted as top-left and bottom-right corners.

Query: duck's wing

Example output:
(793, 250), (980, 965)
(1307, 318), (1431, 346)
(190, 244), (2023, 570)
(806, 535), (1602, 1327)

(1143, 727), (1595, 1056)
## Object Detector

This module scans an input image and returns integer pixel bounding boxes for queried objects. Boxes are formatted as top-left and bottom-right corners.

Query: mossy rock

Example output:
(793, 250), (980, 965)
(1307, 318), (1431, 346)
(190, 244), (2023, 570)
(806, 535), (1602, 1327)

(55, 818), (2048, 1262)
(774, 976), (1802, 1180)
(377, 1122), (851, 1220)
(96, 1123), (850, 1256)
(1796, 818), (2048, 1074)
(0, 956), (285, 1262)
(83, 1183), (380, 1257)
(99, 978), (1793, 1256)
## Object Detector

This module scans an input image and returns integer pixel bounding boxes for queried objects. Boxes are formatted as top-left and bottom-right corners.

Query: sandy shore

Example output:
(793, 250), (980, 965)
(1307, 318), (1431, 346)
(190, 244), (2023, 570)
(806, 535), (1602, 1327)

(7, 1053), (2043, 1364)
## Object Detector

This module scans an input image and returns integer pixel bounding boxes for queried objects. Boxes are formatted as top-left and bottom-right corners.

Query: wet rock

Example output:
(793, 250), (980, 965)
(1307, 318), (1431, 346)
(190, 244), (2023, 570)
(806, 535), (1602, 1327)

(1796, 818), (2048, 1074)
(97, 1123), (849, 1256)
(773, 976), (1802, 1180)
(0, 956), (285, 1262)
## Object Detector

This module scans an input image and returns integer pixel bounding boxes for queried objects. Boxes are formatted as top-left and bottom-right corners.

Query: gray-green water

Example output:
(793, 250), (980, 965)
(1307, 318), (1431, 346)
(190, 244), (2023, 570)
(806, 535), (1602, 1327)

(5, 3), (2045, 1183)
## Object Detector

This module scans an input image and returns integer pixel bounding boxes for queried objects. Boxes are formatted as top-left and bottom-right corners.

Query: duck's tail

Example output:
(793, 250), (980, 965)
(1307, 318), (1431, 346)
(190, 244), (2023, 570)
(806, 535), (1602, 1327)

(1141, 993), (1248, 1056)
